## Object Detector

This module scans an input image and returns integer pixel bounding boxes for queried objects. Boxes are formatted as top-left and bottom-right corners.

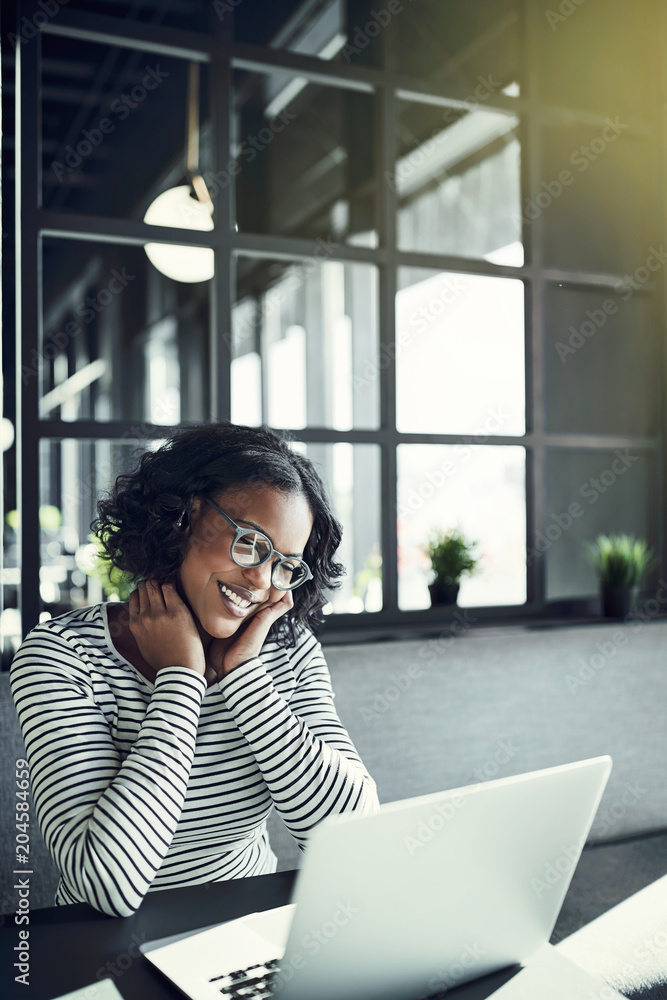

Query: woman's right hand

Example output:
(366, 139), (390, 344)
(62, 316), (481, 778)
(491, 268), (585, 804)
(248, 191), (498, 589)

(128, 580), (206, 678)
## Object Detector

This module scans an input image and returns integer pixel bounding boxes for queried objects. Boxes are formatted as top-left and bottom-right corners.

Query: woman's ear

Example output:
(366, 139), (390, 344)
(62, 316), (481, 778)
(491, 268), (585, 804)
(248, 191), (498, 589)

(176, 497), (199, 532)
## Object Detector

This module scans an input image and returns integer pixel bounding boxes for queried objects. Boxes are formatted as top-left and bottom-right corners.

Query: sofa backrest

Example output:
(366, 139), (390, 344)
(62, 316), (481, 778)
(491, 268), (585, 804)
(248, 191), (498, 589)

(324, 620), (667, 840)
(4, 618), (667, 902)
(269, 620), (667, 869)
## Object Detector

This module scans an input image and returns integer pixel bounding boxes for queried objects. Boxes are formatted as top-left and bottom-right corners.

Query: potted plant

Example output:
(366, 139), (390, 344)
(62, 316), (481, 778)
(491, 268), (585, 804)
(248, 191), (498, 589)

(585, 533), (655, 618)
(424, 528), (478, 607)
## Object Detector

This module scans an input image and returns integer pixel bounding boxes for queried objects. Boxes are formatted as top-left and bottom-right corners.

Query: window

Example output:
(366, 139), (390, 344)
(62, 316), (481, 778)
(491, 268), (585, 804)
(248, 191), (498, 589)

(2, 0), (664, 659)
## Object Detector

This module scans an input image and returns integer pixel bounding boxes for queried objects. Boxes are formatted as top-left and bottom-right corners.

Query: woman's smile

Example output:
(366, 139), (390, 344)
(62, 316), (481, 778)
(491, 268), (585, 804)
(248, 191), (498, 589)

(217, 581), (259, 617)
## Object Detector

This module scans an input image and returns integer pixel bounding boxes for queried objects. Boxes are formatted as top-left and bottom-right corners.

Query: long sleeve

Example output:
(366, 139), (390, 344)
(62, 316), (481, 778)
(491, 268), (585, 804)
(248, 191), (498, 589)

(10, 624), (206, 917)
(218, 632), (380, 847)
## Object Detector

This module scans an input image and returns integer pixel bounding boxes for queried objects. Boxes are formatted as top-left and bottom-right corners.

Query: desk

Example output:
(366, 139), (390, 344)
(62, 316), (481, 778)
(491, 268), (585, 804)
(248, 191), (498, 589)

(0, 872), (296, 1000)
(2, 872), (666, 1000)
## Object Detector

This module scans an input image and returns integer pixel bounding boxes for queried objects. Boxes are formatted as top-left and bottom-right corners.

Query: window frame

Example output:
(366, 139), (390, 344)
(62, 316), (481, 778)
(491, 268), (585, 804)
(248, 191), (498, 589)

(9, 0), (666, 645)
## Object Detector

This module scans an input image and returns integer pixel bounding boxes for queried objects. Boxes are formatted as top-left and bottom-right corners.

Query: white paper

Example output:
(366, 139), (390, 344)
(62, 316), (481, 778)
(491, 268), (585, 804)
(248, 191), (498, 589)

(52, 979), (125, 1000)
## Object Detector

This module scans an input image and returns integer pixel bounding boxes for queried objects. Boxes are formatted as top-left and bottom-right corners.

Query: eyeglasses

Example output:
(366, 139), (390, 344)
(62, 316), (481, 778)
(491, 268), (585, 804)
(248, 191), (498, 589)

(204, 498), (313, 591)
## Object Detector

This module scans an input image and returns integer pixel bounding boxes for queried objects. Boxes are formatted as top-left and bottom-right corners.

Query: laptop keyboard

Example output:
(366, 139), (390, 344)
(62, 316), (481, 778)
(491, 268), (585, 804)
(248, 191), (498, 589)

(209, 958), (281, 998)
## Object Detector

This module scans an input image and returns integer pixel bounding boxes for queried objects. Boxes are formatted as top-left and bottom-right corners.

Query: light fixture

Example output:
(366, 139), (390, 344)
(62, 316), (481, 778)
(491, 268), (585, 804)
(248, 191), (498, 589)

(1, 417), (15, 452)
(143, 63), (214, 283)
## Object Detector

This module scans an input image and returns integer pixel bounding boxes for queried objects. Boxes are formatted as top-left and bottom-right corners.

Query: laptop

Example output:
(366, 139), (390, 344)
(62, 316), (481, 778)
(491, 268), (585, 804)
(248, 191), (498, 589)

(142, 757), (617, 1000)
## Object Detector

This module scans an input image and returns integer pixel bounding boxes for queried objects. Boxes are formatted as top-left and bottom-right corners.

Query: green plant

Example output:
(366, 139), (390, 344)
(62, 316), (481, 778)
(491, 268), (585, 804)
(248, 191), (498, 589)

(76, 533), (135, 601)
(424, 528), (479, 585)
(585, 534), (655, 587)
(6, 506), (62, 532)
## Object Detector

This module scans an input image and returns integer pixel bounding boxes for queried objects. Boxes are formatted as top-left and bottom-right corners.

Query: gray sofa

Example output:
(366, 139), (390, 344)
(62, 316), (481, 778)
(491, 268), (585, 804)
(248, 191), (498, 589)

(267, 618), (667, 871)
(2, 617), (666, 913)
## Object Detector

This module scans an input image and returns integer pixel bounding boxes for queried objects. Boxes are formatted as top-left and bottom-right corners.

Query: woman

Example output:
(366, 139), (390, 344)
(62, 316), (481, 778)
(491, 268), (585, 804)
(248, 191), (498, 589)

(10, 423), (379, 917)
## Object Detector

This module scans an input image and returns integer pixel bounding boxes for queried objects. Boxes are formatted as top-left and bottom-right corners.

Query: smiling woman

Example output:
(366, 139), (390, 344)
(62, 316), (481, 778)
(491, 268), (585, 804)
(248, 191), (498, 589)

(9, 423), (380, 917)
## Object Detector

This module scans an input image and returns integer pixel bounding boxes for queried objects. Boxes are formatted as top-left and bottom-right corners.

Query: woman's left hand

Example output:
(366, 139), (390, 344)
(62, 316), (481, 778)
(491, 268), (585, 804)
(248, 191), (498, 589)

(207, 590), (294, 680)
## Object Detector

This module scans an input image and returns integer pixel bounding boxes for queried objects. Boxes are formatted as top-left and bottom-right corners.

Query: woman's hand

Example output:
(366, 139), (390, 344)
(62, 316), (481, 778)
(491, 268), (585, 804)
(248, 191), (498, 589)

(128, 580), (206, 678)
(208, 590), (294, 680)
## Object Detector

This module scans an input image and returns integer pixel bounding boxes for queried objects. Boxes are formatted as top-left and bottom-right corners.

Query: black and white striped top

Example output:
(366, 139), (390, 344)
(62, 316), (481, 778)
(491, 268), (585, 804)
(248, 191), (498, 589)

(10, 604), (379, 917)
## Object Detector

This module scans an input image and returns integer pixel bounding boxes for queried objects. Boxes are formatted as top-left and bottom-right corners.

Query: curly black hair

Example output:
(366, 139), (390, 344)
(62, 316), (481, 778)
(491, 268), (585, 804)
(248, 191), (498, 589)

(93, 423), (344, 646)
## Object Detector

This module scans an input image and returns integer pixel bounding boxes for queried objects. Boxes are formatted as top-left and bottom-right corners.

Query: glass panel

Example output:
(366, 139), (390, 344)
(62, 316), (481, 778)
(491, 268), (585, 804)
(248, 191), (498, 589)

(234, 69), (377, 245)
(232, 256), (379, 430)
(398, 444), (526, 609)
(37, 440), (381, 619)
(295, 442), (382, 614)
(234, 0), (384, 68)
(545, 284), (657, 435)
(50, 1), (214, 31)
(540, 125), (657, 275)
(2, 513), (20, 667)
(396, 98), (522, 263)
(396, 268), (525, 435)
(38, 440), (151, 618)
(544, 450), (658, 602)
(537, 0), (657, 120)
(41, 35), (209, 219)
(395, 0), (522, 93)
(40, 238), (210, 423)
(1, 378), (17, 666)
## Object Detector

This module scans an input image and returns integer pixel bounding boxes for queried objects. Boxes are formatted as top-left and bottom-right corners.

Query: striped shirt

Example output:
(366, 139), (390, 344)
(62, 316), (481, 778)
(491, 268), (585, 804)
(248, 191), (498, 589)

(10, 603), (379, 917)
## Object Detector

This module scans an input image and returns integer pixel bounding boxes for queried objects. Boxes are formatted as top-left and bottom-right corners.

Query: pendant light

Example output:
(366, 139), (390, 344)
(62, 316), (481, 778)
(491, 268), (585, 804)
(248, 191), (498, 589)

(143, 63), (214, 282)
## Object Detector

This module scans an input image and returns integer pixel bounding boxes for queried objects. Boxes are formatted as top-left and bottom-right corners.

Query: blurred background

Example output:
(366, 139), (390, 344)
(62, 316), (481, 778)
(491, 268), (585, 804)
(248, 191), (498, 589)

(1, 0), (665, 662)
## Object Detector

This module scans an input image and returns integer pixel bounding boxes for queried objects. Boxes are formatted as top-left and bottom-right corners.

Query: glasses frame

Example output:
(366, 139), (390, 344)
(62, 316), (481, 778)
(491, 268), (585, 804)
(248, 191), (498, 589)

(204, 497), (314, 590)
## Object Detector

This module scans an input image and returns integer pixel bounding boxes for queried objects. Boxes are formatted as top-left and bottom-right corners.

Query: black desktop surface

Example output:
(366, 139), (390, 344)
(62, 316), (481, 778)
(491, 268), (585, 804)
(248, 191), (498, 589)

(2, 870), (662, 1000)
(2, 872), (294, 1000)
(0, 871), (528, 1000)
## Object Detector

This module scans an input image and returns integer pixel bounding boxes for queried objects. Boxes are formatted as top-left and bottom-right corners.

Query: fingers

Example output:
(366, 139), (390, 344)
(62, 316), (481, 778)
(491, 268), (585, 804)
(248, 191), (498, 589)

(129, 580), (171, 622)
(161, 581), (184, 610)
(144, 578), (167, 609)
(215, 589), (294, 676)
(271, 589), (294, 615)
(128, 587), (139, 620)
(253, 589), (293, 625)
(126, 579), (205, 676)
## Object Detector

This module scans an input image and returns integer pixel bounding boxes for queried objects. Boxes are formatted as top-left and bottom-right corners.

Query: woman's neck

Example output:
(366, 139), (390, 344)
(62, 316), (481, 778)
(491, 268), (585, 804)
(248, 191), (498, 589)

(106, 598), (232, 688)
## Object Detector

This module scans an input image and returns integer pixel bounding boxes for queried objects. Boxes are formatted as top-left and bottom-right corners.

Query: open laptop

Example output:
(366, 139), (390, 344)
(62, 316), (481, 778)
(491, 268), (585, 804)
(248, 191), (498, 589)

(142, 757), (618, 1000)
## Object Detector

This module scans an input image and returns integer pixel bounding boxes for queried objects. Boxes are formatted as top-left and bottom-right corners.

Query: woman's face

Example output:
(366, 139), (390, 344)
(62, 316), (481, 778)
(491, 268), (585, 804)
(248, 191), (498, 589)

(177, 485), (314, 639)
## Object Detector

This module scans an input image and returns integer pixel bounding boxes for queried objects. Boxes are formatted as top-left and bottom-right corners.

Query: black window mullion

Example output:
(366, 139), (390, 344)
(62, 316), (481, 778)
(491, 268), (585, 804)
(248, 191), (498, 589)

(209, 51), (233, 423)
(16, 21), (43, 639)
(523, 0), (546, 612)
(378, 78), (398, 616)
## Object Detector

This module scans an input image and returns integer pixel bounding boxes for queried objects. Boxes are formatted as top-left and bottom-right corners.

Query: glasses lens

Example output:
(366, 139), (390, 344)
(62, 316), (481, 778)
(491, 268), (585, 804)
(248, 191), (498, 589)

(272, 559), (309, 590)
(232, 531), (272, 566)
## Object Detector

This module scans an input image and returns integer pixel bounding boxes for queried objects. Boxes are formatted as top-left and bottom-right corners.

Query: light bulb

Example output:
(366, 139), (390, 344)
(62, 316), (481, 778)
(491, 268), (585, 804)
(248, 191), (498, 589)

(0, 417), (14, 452)
(143, 185), (214, 282)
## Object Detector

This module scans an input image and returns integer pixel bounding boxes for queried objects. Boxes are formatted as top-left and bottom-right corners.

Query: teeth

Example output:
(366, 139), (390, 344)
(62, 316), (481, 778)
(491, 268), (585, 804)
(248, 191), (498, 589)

(219, 584), (251, 609)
